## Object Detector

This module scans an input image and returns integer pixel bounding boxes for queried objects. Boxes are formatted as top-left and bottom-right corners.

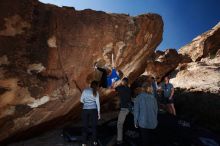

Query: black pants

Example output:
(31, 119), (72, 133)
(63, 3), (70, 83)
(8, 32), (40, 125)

(140, 128), (155, 146)
(82, 109), (98, 144)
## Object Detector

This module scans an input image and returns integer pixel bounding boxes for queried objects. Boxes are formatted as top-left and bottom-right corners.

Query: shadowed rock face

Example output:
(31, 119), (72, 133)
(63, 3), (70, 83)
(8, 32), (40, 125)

(179, 22), (220, 62)
(0, 0), (163, 142)
(174, 88), (220, 134)
(143, 49), (184, 81)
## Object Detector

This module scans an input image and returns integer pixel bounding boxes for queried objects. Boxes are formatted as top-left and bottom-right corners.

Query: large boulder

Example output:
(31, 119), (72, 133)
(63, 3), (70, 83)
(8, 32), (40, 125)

(171, 22), (220, 94)
(143, 49), (184, 81)
(170, 56), (220, 94)
(179, 22), (220, 62)
(0, 0), (163, 142)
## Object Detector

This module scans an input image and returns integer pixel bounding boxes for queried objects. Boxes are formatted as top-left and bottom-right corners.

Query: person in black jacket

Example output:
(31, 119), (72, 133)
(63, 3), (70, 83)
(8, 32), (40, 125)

(114, 77), (132, 144)
(96, 66), (109, 88)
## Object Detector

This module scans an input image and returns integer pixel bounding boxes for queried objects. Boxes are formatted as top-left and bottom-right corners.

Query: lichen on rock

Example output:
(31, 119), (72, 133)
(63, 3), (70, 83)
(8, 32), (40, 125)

(0, 15), (31, 36)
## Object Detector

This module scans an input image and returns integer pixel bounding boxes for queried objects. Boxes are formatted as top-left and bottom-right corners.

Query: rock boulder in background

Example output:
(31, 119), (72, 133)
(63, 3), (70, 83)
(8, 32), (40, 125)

(171, 56), (220, 93)
(170, 22), (220, 133)
(171, 21), (220, 94)
(179, 22), (220, 62)
(143, 49), (183, 81)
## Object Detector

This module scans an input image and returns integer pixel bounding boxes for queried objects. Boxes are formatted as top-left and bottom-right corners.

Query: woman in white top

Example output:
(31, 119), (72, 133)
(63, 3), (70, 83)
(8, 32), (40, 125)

(81, 81), (100, 146)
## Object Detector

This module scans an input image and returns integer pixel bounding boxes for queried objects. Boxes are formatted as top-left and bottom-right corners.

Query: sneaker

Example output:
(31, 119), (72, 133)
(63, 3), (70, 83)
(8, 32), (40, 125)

(93, 141), (98, 146)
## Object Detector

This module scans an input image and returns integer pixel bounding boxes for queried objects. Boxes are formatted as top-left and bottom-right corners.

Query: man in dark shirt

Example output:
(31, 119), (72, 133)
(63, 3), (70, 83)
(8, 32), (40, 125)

(115, 77), (132, 144)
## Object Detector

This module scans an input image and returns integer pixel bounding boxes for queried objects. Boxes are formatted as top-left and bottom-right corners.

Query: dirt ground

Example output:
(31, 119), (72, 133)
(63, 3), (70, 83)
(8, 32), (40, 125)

(9, 129), (80, 146)
(8, 112), (119, 146)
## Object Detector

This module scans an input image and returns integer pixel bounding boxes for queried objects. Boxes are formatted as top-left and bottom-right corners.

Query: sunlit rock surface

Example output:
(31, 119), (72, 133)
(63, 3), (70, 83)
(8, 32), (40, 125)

(171, 22), (220, 94)
(179, 22), (220, 62)
(0, 0), (163, 142)
(171, 56), (220, 93)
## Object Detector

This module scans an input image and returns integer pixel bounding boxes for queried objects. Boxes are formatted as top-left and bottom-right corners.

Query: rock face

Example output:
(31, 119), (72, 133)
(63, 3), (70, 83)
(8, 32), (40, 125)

(170, 56), (220, 93)
(179, 22), (220, 62)
(0, 0), (163, 142)
(170, 22), (220, 133)
(143, 49), (184, 81)
(171, 22), (220, 94)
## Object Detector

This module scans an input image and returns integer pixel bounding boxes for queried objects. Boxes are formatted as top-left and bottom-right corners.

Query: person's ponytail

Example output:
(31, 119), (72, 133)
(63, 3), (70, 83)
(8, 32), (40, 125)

(91, 81), (99, 97)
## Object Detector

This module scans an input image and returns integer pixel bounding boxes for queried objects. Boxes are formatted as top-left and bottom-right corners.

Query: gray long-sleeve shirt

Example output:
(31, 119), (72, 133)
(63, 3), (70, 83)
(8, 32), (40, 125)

(134, 92), (158, 129)
(80, 87), (100, 113)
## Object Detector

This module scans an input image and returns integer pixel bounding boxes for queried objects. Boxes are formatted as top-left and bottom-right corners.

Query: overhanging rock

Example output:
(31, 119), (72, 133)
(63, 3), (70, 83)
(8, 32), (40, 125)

(0, 0), (163, 142)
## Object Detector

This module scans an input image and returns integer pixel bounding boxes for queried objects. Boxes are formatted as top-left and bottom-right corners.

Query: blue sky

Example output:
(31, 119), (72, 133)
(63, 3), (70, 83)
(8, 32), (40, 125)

(39, 0), (220, 50)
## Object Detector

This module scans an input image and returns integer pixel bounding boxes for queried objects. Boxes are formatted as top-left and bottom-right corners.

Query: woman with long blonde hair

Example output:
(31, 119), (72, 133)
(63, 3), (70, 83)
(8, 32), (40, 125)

(134, 82), (158, 146)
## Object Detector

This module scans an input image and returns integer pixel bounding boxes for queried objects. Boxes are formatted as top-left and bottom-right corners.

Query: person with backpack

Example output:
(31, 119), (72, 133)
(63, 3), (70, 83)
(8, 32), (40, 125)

(134, 82), (158, 146)
(114, 77), (132, 145)
(80, 81), (101, 146)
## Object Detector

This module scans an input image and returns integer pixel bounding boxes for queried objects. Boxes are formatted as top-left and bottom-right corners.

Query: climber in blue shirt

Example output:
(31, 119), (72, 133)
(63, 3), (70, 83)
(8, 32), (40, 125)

(95, 53), (120, 88)
(107, 68), (120, 87)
